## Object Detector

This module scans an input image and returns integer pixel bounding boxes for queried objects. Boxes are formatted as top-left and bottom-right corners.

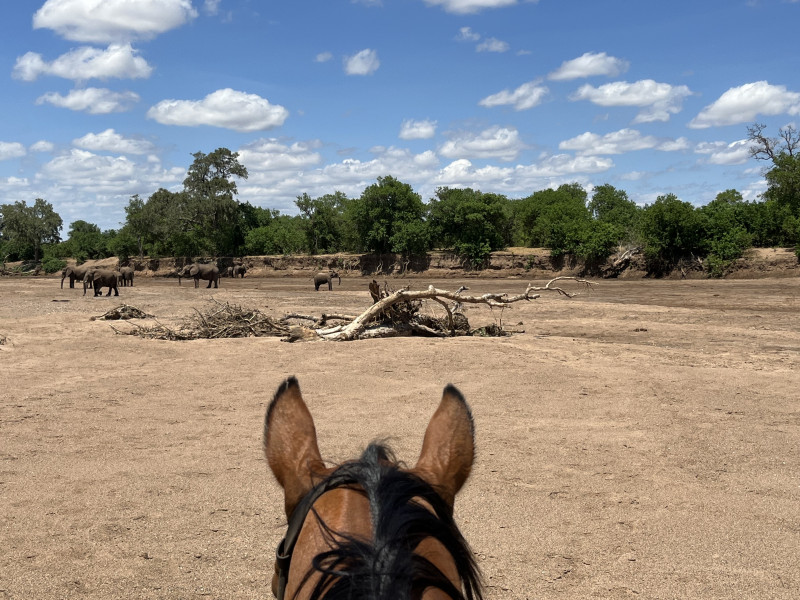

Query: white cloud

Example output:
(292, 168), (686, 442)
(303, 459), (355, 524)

(344, 49), (380, 75)
(559, 128), (691, 156)
(237, 138), (323, 172)
(439, 126), (526, 161)
(476, 37), (509, 53)
(688, 81), (800, 129)
(399, 119), (437, 140)
(37, 149), (182, 195)
(570, 79), (692, 123)
(431, 154), (612, 195)
(36, 87), (140, 114)
(237, 145), (440, 210)
(559, 129), (655, 155)
(73, 129), (156, 155)
(33, 0), (197, 43)
(30, 141), (55, 153)
(456, 26), (481, 42)
(479, 80), (548, 111)
(13, 44), (152, 82)
(315, 52), (333, 63)
(146, 88), (289, 132)
(548, 51), (629, 81)
(423, 0), (532, 14)
(695, 139), (753, 165)
(203, 0), (221, 15)
(0, 142), (27, 161)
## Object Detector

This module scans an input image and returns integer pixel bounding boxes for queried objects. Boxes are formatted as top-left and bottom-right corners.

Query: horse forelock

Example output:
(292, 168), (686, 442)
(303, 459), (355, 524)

(298, 442), (482, 600)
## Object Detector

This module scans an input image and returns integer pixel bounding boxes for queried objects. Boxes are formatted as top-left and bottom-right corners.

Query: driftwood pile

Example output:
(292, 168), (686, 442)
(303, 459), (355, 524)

(112, 298), (288, 340)
(283, 277), (591, 341)
(105, 277), (591, 342)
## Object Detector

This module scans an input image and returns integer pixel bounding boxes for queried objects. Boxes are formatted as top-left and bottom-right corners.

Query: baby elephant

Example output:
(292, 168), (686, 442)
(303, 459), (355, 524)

(118, 266), (134, 287)
(313, 270), (341, 291)
(84, 269), (120, 297)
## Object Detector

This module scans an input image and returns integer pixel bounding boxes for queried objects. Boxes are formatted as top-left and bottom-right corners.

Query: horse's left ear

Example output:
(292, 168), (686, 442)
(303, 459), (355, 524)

(264, 377), (324, 518)
(414, 384), (475, 508)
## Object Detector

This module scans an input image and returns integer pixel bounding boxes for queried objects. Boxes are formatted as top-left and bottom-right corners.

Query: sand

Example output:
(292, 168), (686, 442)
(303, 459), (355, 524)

(1, 275), (798, 599)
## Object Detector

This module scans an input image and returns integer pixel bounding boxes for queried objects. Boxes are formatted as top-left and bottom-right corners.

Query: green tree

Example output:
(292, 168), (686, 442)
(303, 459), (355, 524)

(638, 193), (703, 273)
(748, 123), (800, 215)
(179, 148), (249, 254)
(589, 184), (640, 235)
(352, 176), (428, 255)
(295, 192), (348, 254)
(699, 190), (752, 276)
(244, 215), (306, 255)
(66, 220), (109, 260)
(0, 198), (62, 261)
(428, 187), (509, 266)
(512, 183), (591, 256)
(124, 194), (151, 258)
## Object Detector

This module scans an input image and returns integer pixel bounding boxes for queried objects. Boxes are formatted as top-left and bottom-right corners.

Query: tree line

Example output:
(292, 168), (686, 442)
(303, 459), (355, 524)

(2, 124), (799, 277)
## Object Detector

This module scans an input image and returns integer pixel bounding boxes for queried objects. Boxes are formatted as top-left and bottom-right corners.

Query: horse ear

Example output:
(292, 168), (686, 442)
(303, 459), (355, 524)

(264, 377), (324, 518)
(414, 384), (475, 508)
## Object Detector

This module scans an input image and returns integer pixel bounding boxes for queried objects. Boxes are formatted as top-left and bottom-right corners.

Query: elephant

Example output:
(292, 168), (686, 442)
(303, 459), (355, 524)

(232, 264), (247, 278)
(178, 263), (220, 288)
(84, 269), (120, 297)
(118, 266), (134, 287)
(226, 266), (234, 278)
(314, 270), (341, 291)
(61, 264), (94, 289)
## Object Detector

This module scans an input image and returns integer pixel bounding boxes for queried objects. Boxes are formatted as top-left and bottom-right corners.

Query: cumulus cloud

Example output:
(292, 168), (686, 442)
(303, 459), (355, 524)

(315, 52), (333, 63)
(695, 139), (753, 165)
(13, 44), (152, 82)
(0, 142), (27, 161)
(237, 138), (323, 172)
(479, 80), (548, 111)
(688, 81), (800, 129)
(146, 89), (289, 132)
(237, 145), (440, 210)
(33, 0), (197, 43)
(73, 129), (156, 155)
(432, 154), (612, 194)
(476, 37), (509, 53)
(399, 119), (437, 140)
(559, 128), (688, 156)
(439, 126), (526, 161)
(548, 51), (629, 81)
(344, 49), (380, 75)
(36, 87), (140, 114)
(423, 0), (531, 15)
(37, 149), (182, 195)
(570, 79), (692, 123)
(30, 141), (55, 153)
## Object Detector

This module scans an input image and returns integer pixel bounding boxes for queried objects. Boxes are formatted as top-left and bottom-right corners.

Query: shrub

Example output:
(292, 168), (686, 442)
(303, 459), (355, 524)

(41, 257), (67, 274)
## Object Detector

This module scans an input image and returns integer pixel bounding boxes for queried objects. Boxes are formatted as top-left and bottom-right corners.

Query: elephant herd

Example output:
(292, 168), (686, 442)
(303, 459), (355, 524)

(61, 263), (341, 295)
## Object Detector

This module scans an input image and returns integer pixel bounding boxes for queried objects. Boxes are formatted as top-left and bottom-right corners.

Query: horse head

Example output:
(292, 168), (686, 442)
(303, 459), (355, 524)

(263, 377), (482, 600)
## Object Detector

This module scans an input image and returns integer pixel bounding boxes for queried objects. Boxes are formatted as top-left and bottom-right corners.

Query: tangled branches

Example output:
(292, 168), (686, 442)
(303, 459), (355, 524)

(112, 298), (288, 340)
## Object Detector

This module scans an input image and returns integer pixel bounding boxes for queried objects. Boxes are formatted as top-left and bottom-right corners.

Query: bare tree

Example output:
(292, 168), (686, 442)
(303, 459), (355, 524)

(747, 122), (799, 162)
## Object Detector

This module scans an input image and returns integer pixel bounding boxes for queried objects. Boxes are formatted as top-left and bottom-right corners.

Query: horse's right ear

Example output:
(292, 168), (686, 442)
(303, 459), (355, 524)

(414, 384), (475, 509)
(264, 377), (324, 518)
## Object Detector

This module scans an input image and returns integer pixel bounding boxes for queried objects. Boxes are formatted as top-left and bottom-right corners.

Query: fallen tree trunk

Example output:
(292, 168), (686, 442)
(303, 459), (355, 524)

(292, 276), (593, 341)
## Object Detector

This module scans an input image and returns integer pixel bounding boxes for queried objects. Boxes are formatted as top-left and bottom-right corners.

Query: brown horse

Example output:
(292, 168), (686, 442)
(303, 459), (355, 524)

(264, 377), (483, 600)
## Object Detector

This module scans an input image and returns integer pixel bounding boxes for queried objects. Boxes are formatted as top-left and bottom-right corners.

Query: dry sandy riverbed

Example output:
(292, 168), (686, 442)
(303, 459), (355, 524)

(1, 275), (799, 599)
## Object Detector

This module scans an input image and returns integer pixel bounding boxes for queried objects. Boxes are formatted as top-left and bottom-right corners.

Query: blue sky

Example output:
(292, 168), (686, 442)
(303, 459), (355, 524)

(2, 0), (800, 232)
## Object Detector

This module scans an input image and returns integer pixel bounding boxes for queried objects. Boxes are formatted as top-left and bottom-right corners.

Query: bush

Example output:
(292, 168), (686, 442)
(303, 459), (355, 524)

(41, 257), (67, 274)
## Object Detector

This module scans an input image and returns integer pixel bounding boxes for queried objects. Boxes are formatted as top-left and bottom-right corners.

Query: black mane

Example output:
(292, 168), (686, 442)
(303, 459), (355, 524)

(298, 443), (483, 600)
